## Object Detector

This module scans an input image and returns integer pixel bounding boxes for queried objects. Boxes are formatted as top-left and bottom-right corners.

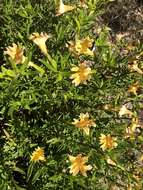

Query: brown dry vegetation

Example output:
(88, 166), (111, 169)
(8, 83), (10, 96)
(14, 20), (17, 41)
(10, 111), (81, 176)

(102, 0), (143, 40)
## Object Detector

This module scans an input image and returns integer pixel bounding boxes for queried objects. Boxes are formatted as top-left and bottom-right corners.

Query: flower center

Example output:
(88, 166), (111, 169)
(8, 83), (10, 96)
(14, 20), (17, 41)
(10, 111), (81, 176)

(106, 136), (113, 148)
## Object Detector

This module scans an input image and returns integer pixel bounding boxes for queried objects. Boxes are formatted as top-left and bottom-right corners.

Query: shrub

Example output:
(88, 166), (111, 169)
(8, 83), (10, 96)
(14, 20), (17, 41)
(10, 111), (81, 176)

(0, 0), (143, 189)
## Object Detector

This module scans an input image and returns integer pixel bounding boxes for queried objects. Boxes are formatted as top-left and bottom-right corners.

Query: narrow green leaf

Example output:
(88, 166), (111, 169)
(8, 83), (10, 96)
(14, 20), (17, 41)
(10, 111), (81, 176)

(27, 162), (34, 182)
(32, 168), (45, 184)
(28, 62), (45, 75)
(41, 60), (57, 72)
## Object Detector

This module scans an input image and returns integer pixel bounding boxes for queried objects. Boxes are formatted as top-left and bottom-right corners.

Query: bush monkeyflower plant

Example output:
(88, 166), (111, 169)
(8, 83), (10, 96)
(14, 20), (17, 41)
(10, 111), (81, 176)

(1, 0), (143, 189)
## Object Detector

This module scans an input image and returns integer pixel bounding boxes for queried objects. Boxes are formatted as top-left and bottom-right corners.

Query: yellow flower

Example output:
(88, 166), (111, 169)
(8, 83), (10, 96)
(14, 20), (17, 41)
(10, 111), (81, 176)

(56, 0), (75, 16)
(30, 147), (45, 162)
(99, 134), (118, 151)
(124, 127), (135, 139)
(68, 37), (94, 56)
(69, 154), (92, 176)
(128, 82), (140, 95)
(128, 61), (143, 75)
(72, 113), (96, 135)
(29, 32), (50, 55)
(106, 157), (116, 166)
(126, 43), (135, 51)
(119, 105), (133, 117)
(4, 43), (25, 64)
(70, 62), (92, 86)
(116, 32), (129, 41)
(139, 155), (143, 162)
(131, 117), (139, 131)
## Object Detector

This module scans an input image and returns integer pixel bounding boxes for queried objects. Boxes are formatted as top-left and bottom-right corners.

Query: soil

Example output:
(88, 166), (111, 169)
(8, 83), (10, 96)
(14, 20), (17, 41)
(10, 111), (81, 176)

(102, 0), (143, 41)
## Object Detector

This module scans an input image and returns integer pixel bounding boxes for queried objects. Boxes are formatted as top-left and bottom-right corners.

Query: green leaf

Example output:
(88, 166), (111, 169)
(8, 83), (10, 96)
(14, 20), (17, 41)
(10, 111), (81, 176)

(51, 59), (57, 71)
(41, 60), (57, 72)
(1, 67), (16, 78)
(55, 73), (63, 82)
(28, 62), (45, 75)
(74, 17), (81, 33)
(27, 162), (34, 182)
(46, 138), (61, 144)
(32, 168), (45, 184)
(8, 101), (21, 118)
(13, 167), (26, 175)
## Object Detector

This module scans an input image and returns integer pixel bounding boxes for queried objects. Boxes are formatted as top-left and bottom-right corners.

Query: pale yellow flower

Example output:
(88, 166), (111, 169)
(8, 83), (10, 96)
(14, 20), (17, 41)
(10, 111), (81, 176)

(139, 155), (143, 162)
(68, 37), (94, 56)
(119, 105), (133, 117)
(128, 61), (143, 75)
(29, 32), (50, 55)
(126, 43), (135, 51)
(56, 0), (75, 16)
(131, 117), (139, 131)
(124, 127), (135, 139)
(70, 62), (92, 86)
(69, 154), (92, 176)
(128, 82), (140, 95)
(72, 113), (96, 135)
(30, 147), (45, 162)
(116, 32), (129, 41)
(99, 134), (118, 151)
(4, 43), (25, 64)
(124, 117), (139, 139)
(106, 157), (116, 166)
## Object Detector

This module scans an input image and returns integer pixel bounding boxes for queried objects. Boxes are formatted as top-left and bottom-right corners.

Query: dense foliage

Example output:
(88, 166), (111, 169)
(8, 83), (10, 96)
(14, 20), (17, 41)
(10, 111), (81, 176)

(0, 0), (143, 189)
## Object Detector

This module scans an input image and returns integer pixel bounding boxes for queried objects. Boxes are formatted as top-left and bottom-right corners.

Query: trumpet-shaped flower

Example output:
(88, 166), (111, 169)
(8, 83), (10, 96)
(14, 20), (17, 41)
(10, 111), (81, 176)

(72, 113), (95, 135)
(68, 37), (94, 56)
(128, 82), (140, 95)
(29, 32), (50, 55)
(70, 62), (92, 86)
(99, 134), (118, 151)
(128, 61), (143, 74)
(56, 0), (75, 16)
(119, 105), (133, 117)
(30, 147), (45, 162)
(69, 154), (92, 176)
(4, 43), (25, 64)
